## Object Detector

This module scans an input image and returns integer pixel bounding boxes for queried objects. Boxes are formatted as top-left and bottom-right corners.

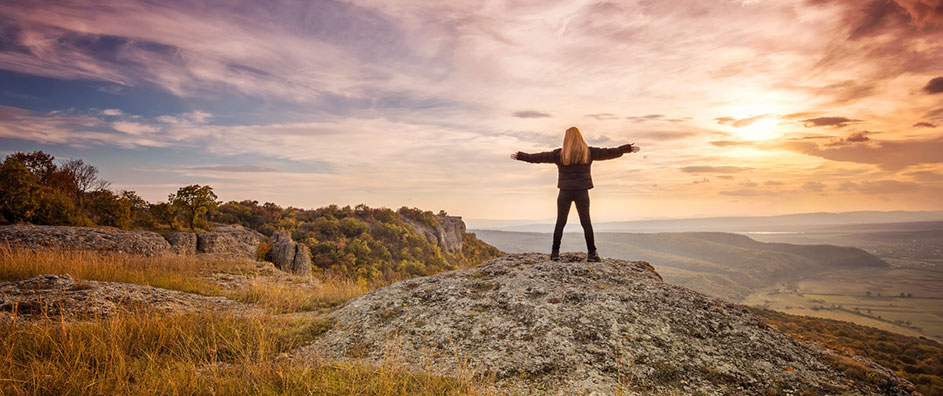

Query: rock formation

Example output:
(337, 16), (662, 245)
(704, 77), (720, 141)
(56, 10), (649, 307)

(194, 224), (264, 258)
(165, 232), (197, 254)
(294, 253), (915, 395)
(0, 224), (264, 260)
(401, 214), (466, 253)
(270, 232), (312, 275)
(0, 274), (241, 321)
(0, 225), (170, 256)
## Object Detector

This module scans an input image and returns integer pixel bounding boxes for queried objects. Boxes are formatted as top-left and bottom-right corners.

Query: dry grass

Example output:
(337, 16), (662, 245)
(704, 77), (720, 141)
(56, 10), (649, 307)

(0, 244), (250, 296)
(226, 273), (391, 313)
(0, 246), (498, 395)
(0, 309), (488, 396)
(0, 245), (393, 314)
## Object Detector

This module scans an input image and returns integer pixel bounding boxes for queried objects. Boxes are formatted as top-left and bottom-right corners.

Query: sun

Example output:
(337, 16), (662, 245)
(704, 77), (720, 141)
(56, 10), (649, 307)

(736, 118), (779, 140)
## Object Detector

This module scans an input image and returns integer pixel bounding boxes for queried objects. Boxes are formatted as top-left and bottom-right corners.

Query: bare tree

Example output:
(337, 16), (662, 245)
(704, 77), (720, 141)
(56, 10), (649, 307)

(61, 159), (110, 208)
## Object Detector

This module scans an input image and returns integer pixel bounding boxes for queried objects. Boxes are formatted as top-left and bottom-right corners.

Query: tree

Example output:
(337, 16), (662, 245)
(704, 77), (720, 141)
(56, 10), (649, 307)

(10, 151), (56, 185)
(169, 185), (218, 230)
(150, 202), (179, 230)
(61, 159), (109, 209)
(86, 189), (131, 228)
(0, 158), (40, 223)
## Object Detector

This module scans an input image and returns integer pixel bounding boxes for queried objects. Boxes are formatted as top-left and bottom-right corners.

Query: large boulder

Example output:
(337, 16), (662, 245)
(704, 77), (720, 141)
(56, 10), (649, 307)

(401, 214), (466, 253)
(0, 225), (170, 256)
(270, 232), (312, 275)
(195, 224), (264, 259)
(293, 253), (915, 395)
(165, 232), (197, 255)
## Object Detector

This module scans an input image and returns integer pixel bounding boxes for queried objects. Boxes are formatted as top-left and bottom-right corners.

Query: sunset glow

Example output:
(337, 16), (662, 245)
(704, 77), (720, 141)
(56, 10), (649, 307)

(0, 0), (941, 222)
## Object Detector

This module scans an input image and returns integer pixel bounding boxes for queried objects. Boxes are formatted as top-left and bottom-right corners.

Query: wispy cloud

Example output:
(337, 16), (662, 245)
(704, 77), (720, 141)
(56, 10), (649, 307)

(511, 110), (551, 119)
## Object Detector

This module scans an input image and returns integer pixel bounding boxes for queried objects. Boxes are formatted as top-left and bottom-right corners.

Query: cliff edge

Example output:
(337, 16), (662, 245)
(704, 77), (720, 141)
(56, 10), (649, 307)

(294, 253), (915, 395)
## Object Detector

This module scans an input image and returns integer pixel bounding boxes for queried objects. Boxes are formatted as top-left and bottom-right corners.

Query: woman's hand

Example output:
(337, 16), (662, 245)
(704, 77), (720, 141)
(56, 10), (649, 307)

(630, 145), (641, 153)
(510, 152), (519, 160)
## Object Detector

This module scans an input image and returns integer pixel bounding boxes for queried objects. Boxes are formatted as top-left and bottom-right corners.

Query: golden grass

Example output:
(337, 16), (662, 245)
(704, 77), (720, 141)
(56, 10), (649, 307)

(225, 273), (390, 313)
(0, 309), (488, 396)
(0, 244), (250, 296)
(0, 247), (500, 394)
(0, 246), (395, 313)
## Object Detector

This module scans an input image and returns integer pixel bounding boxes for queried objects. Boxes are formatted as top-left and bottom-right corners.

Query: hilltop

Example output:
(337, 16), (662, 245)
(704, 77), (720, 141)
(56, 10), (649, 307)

(292, 253), (915, 395)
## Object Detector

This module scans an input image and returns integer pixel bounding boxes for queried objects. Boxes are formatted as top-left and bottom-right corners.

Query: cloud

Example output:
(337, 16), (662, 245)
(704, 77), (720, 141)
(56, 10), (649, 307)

(714, 114), (769, 128)
(709, 140), (754, 147)
(585, 113), (620, 120)
(635, 130), (700, 141)
(926, 108), (943, 120)
(181, 165), (282, 173)
(511, 110), (551, 119)
(913, 121), (937, 128)
(803, 181), (826, 192)
(692, 177), (710, 184)
(680, 166), (753, 174)
(719, 189), (766, 196)
(626, 114), (666, 122)
(157, 110), (213, 124)
(800, 117), (861, 128)
(924, 76), (943, 94)
(839, 180), (922, 194)
(824, 131), (874, 147)
(904, 170), (943, 182)
(774, 135), (943, 170)
(101, 108), (123, 116)
(112, 121), (160, 135)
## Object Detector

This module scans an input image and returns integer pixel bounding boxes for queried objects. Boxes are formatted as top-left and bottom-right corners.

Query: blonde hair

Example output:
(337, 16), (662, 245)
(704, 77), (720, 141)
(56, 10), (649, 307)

(561, 126), (590, 166)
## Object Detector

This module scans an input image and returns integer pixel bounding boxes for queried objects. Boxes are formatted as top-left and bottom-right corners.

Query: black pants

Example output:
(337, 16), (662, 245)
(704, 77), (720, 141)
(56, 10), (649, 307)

(552, 188), (596, 253)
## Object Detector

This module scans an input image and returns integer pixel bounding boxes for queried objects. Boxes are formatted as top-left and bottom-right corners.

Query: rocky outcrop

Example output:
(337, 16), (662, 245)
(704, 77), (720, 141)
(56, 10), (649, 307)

(0, 274), (241, 321)
(0, 225), (170, 256)
(0, 224), (264, 260)
(165, 232), (197, 255)
(401, 215), (466, 253)
(294, 253), (915, 395)
(271, 232), (312, 275)
(195, 224), (263, 258)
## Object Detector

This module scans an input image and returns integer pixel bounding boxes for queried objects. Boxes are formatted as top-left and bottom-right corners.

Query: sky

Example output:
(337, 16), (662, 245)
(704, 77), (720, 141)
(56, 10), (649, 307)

(1, 0), (942, 223)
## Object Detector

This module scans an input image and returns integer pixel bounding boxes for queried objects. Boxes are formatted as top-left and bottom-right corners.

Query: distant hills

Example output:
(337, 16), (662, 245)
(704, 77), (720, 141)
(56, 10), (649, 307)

(469, 210), (943, 233)
(474, 230), (888, 300)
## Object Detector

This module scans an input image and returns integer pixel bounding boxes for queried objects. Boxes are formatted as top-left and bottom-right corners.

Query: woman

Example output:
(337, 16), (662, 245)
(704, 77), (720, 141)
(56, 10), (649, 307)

(510, 126), (640, 262)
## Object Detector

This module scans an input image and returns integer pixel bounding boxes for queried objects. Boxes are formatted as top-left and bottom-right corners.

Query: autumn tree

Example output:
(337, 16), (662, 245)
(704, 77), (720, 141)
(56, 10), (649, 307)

(149, 202), (179, 230)
(169, 184), (218, 230)
(0, 157), (40, 223)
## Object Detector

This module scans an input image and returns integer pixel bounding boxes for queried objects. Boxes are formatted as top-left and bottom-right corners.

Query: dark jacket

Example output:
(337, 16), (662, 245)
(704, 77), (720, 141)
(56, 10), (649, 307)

(516, 144), (632, 189)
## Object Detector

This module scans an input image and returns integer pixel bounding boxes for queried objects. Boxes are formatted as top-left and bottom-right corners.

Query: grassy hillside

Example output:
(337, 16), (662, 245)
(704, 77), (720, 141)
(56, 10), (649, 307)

(753, 308), (943, 396)
(213, 201), (501, 281)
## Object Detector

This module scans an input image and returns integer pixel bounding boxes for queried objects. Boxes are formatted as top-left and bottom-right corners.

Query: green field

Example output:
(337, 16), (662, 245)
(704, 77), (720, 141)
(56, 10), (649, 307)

(743, 267), (943, 341)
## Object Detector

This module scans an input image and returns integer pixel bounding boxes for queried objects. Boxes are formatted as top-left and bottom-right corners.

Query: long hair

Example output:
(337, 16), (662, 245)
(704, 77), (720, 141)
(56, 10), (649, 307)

(561, 126), (590, 166)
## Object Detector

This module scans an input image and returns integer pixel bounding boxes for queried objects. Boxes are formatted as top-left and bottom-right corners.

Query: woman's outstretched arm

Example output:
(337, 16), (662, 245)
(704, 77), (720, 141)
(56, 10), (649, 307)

(512, 149), (559, 164)
(590, 144), (640, 161)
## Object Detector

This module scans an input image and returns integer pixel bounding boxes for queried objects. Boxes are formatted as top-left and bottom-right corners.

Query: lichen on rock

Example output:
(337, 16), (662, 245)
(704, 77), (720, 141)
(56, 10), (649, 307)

(293, 253), (916, 395)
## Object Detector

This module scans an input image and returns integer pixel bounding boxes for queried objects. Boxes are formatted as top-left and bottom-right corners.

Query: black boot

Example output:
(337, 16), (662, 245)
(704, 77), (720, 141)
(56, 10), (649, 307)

(587, 250), (601, 262)
(550, 250), (560, 261)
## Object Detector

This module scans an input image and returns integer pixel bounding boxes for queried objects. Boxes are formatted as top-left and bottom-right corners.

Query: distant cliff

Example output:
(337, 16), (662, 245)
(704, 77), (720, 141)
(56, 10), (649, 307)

(400, 214), (466, 254)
